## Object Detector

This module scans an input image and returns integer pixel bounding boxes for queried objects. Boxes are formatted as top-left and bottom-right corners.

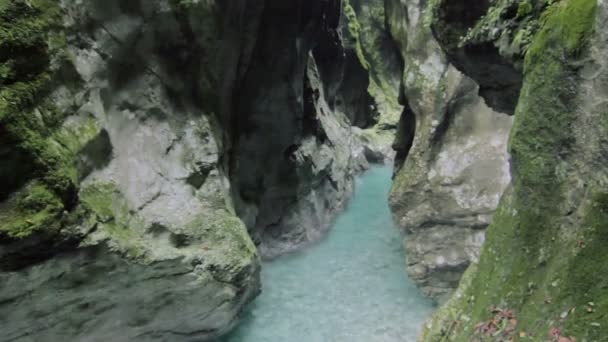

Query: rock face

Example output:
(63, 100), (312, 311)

(1, 1), (261, 340)
(342, 0), (404, 163)
(230, 0), (404, 257)
(385, 0), (513, 302)
(0, 0), (401, 340)
(226, 0), (369, 258)
(422, 0), (608, 340)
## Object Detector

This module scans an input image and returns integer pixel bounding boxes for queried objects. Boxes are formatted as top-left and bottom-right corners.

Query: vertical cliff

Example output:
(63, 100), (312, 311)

(226, 0), (368, 259)
(0, 0), (400, 340)
(341, 0), (404, 161)
(385, 0), (513, 302)
(422, 0), (607, 340)
(233, 0), (407, 257)
(1, 1), (263, 340)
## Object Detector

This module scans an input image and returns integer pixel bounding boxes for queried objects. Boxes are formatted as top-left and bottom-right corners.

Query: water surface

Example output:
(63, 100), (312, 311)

(225, 166), (435, 342)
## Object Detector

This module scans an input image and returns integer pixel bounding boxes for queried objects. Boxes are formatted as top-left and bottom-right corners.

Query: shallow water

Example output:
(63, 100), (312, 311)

(224, 166), (435, 342)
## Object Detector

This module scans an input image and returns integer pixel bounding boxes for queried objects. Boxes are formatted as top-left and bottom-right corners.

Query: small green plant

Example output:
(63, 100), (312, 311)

(517, 1), (533, 17)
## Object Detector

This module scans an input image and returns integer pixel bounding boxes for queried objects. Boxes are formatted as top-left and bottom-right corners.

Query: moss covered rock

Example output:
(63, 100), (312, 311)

(1, 1), (262, 340)
(423, 0), (607, 340)
(0, 0), (73, 240)
(340, 0), (404, 160)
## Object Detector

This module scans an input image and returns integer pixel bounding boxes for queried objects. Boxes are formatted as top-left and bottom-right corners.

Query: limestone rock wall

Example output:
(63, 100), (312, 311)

(385, 0), (513, 302)
(343, 0), (404, 163)
(0, 0), (391, 340)
(422, 0), (608, 340)
(0, 1), (264, 340)
(228, 0), (404, 258)
(226, 0), (369, 259)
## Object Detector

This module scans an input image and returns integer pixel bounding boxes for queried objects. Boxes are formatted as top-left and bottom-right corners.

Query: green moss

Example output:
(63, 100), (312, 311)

(430, 0), (560, 66)
(0, 181), (63, 238)
(423, 0), (599, 340)
(80, 183), (147, 259)
(52, 117), (101, 154)
(517, 1), (534, 17)
(79, 182), (256, 267)
(343, 0), (402, 129)
(558, 192), (608, 339)
(190, 211), (256, 255)
(525, 0), (597, 68)
(182, 210), (257, 283)
(343, 0), (371, 70)
(0, 0), (94, 241)
(80, 183), (118, 221)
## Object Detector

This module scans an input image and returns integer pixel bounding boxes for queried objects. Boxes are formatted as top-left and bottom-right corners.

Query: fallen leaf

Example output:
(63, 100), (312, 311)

(550, 327), (562, 337)
(506, 319), (518, 332)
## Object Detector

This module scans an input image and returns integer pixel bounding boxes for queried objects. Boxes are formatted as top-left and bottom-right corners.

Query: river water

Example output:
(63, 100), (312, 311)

(225, 166), (435, 342)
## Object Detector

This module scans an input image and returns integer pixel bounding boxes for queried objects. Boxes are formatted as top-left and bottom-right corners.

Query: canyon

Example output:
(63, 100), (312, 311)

(0, 0), (606, 341)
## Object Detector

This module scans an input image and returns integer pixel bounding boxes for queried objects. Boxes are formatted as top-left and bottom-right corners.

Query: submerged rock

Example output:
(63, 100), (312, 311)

(385, 0), (513, 302)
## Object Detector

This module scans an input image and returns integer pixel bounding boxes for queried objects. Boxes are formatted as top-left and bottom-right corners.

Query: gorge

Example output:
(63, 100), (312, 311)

(224, 166), (435, 341)
(0, 0), (606, 341)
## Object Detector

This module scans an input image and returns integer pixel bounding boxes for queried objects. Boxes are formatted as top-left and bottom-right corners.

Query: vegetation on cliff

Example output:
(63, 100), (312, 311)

(423, 0), (605, 340)
(0, 0), (79, 241)
(342, 0), (402, 126)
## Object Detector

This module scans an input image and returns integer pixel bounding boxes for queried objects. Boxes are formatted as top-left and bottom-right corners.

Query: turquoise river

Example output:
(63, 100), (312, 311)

(225, 166), (435, 341)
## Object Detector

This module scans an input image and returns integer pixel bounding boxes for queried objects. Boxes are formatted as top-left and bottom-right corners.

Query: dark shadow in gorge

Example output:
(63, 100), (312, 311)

(312, 6), (379, 129)
(431, 0), (523, 114)
(227, 0), (366, 252)
(224, 0), (409, 257)
(392, 95), (416, 175)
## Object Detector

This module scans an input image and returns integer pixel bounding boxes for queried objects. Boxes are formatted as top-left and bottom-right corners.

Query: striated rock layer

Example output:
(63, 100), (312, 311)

(385, 0), (513, 302)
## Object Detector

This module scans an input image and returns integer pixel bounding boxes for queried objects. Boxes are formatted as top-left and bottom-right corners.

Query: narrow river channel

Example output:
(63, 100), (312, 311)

(225, 166), (435, 341)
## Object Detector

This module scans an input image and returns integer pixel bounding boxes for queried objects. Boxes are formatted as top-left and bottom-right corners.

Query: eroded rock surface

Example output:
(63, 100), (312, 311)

(1, 1), (260, 340)
(232, 0), (405, 257)
(385, 0), (513, 302)
(0, 0), (400, 340)
(226, 0), (369, 258)
(422, 0), (608, 340)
